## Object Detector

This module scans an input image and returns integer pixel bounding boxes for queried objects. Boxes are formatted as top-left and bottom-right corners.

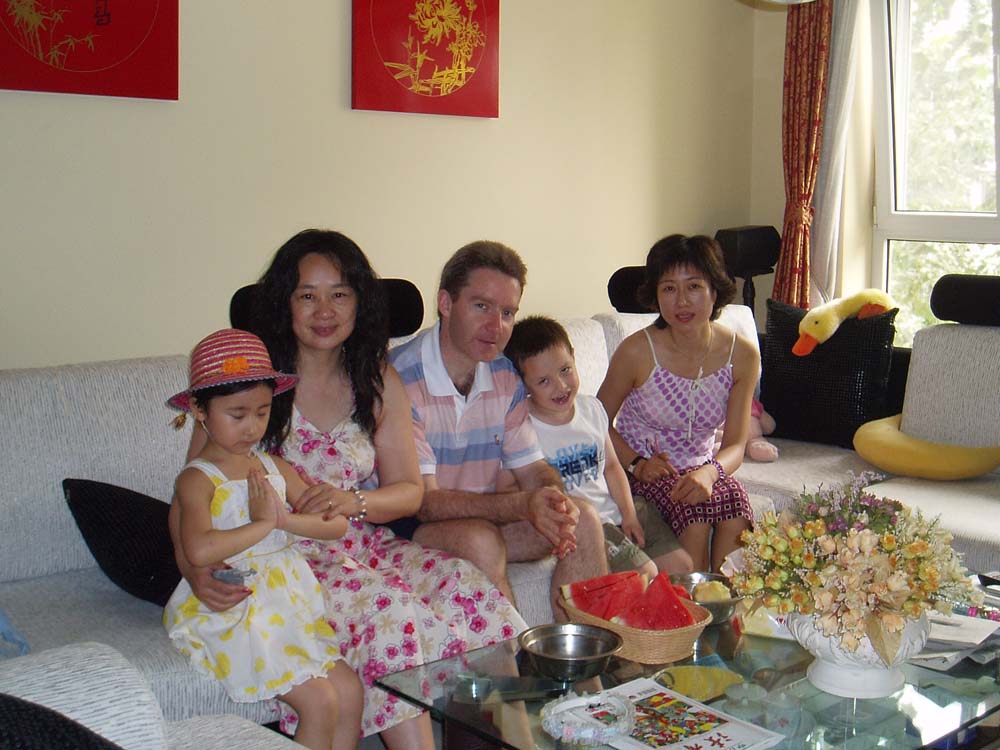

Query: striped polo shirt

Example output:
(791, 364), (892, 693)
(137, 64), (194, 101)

(389, 324), (545, 493)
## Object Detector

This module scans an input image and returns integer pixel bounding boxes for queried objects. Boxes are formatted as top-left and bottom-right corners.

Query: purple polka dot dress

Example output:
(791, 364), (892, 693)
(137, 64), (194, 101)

(616, 330), (753, 536)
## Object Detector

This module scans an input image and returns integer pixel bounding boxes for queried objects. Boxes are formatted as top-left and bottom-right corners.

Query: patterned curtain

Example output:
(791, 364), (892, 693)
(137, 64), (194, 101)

(772, 0), (834, 309)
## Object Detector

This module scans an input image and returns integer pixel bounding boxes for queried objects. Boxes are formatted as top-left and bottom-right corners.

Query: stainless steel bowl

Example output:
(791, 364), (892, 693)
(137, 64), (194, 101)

(671, 572), (744, 626)
(518, 623), (623, 682)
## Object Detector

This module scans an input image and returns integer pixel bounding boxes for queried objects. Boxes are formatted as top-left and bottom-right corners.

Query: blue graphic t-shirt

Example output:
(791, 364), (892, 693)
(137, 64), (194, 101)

(530, 394), (621, 525)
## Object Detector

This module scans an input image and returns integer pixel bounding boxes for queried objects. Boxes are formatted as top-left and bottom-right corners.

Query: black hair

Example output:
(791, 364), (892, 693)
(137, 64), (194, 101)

(257, 229), (388, 450)
(636, 234), (736, 328)
(190, 379), (276, 410)
(504, 315), (574, 376)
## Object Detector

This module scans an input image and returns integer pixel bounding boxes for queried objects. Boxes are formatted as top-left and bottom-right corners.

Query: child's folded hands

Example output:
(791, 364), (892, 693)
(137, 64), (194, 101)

(248, 469), (288, 529)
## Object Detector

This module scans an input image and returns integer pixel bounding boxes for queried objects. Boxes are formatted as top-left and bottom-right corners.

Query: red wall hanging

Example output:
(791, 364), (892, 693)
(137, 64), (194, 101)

(0, 0), (178, 100)
(352, 0), (499, 118)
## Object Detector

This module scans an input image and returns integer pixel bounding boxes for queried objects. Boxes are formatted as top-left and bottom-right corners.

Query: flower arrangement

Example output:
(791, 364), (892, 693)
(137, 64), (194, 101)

(730, 474), (984, 666)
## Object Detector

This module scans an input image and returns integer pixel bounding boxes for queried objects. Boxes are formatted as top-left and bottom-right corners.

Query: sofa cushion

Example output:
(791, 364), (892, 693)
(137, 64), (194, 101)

(900, 324), (1000, 447)
(166, 714), (303, 750)
(64, 479), (181, 606)
(560, 317), (610, 396)
(592, 311), (658, 358)
(761, 299), (897, 449)
(733, 437), (881, 512)
(0, 355), (190, 583)
(507, 558), (558, 627)
(866, 476), (1000, 574)
(593, 304), (760, 363)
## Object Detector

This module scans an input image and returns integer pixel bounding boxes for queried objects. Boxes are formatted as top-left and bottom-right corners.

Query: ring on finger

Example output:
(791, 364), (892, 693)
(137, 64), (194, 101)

(327, 501), (333, 510)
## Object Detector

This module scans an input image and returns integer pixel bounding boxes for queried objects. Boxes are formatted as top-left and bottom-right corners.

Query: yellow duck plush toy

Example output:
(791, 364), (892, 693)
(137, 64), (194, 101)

(792, 289), (895, 356)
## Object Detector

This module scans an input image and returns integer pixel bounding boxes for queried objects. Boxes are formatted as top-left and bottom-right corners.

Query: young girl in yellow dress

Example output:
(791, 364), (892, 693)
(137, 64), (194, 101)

(163, 329), (363, 750)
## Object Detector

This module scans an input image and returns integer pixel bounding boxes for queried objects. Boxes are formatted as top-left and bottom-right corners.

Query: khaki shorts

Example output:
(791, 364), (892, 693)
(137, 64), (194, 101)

(603, 497), (682, 573)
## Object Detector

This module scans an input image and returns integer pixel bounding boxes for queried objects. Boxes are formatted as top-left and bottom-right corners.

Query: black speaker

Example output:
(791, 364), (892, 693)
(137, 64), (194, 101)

(714, 225), (781, 308)
(930, 274), (1000, 326)
(607, 266), (646, 313)
(381, 278), (424, 337)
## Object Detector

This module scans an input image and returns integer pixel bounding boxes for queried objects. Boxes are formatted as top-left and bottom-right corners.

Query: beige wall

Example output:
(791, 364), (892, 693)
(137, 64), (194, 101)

(1, 0), (786, 369)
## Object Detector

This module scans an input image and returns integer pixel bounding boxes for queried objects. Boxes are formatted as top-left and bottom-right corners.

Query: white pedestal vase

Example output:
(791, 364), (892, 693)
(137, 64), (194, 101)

(785, 612), (930, 699)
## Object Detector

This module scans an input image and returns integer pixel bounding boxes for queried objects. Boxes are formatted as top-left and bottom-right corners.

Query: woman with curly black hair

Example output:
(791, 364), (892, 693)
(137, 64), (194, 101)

(174, 230), (526, 748)
(257, 229), (389, 451)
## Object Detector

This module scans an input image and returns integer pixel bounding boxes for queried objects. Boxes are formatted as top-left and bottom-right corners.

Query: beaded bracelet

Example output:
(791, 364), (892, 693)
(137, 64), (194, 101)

(348, 490), (368, 523)
(707, 458), (727, 481)
(540, 692), (634, 746)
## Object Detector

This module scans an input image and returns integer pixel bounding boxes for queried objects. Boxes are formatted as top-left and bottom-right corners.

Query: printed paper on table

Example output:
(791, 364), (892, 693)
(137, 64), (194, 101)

(573, 677), (783, 750)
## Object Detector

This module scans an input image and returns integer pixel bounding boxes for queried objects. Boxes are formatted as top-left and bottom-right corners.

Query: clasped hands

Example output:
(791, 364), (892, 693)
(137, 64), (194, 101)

(632, 452), (715, 506)
(247, 469), (288, 528)
(527, 486), (578, 560)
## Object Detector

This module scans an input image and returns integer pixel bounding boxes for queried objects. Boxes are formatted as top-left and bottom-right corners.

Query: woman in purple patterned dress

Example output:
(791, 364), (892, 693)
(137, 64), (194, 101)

(176, 230), (525, 748)
(597, 234), (757, 573)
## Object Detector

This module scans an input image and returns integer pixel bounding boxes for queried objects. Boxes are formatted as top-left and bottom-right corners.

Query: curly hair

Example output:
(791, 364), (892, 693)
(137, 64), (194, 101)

(636, 234), (736, 329)
(258, 229), (388, 449)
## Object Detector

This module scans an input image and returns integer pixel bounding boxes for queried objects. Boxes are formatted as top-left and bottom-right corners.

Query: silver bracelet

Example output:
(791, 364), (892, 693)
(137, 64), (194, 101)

(348, 489), (368, 523)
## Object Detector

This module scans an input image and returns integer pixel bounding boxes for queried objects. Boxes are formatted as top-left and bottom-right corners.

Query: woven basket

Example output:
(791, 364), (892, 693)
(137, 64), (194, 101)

(560, 598), (713, 664)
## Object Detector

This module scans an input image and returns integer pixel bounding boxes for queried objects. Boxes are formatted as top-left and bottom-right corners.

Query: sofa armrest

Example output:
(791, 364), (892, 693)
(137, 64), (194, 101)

(0, 641), (167, 750)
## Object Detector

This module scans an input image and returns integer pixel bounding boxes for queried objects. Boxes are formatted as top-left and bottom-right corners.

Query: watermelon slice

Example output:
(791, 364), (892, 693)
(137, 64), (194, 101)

(672, 584), (692, 600)
(615, 572), (696, 630)
(597, 573), (647, 620)
(560, 571), (639, 618)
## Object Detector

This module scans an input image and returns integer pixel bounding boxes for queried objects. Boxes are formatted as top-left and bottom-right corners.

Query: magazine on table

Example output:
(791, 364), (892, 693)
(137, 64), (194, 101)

(572, 677), (783, 750)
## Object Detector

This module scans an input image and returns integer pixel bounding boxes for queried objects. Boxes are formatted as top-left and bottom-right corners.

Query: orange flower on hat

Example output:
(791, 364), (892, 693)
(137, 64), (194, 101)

(221, 356), (250, 375)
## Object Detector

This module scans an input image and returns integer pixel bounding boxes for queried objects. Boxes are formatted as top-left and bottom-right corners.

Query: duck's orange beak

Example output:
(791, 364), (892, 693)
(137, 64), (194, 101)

(792, 333), (818, 356)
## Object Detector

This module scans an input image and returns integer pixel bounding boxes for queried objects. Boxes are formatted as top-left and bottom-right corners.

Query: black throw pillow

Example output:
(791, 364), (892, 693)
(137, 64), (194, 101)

(0, 693), (126, 750)
(63, 479), (181, 606)
(760, 298), (897, 449)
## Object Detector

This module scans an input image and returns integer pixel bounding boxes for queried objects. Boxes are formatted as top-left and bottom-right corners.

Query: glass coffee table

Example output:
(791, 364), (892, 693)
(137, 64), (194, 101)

(377, 621), (1000, 749)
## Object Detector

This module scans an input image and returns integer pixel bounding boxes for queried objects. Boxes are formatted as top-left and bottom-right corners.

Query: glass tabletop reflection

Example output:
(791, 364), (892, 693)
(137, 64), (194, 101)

(376, 622), (1000, 750)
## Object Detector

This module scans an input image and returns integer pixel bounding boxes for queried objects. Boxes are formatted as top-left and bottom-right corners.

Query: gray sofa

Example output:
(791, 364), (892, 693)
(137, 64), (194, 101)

(2, 305), (997, 738)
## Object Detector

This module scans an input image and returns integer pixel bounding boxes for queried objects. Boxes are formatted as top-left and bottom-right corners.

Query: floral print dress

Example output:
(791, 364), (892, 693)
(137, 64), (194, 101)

(277, 406), (527, 737)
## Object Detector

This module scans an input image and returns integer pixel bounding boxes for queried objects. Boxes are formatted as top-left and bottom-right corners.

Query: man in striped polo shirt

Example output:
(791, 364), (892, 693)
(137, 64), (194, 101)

(389, 241), (608, 622)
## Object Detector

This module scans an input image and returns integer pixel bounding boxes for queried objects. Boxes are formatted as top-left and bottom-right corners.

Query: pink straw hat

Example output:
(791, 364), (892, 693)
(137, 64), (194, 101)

(168, 328), (297, 411)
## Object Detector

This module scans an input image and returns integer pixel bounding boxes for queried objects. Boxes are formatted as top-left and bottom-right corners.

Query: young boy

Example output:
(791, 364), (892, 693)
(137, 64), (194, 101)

(505, 316), (693, 576)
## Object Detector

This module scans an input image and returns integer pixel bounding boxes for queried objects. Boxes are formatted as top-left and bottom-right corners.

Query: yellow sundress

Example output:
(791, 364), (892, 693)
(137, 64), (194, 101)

(163, 450), (341, 702)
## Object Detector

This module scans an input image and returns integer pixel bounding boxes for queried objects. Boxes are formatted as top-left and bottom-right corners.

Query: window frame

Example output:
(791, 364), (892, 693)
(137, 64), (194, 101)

(869, 0), (1000, 287)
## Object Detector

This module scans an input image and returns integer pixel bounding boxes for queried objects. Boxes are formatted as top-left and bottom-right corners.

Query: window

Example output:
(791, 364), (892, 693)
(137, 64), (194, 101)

(872, 0), (1000, 345)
